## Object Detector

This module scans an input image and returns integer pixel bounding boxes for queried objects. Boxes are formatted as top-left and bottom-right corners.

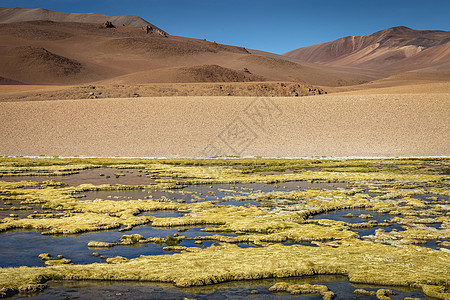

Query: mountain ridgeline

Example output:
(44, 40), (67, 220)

(284, 26), (450, 72)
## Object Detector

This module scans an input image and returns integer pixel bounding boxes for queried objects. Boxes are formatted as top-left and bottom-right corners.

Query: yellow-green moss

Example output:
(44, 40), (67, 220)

(0, 157), (448, 298)
(421, 284), (450, 300)
(269, 282), (334, 299)
(106, 256), (130, 264)
(44, 259), (72, 266)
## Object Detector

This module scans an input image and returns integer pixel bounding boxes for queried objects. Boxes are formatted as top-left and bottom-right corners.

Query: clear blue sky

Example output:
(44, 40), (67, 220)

(2, 0), (450, 54)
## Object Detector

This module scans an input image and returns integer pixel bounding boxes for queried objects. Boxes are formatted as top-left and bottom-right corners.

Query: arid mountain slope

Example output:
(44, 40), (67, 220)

(0, 7), (157, 28)
(284, 26), (450, 72)
(328, 69), (450, 94)
(0, 7), (386, 86)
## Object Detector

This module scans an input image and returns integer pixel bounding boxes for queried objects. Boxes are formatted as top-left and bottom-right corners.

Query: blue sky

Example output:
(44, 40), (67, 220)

(2, 0), (450, 54)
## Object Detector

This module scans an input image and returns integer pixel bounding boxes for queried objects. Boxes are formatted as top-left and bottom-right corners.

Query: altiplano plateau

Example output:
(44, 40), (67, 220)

(0, 4), (449, 300)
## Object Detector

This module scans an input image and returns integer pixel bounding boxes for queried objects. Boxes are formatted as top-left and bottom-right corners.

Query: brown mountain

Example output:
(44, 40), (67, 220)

(283, 26), (450, 72)
(0, 7), (158, 28)
(0, 7), (387, 86)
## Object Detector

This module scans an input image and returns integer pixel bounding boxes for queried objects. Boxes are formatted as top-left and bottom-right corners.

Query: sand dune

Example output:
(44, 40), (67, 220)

(284, 26), (450, 72)
(0, 94), (448, 157)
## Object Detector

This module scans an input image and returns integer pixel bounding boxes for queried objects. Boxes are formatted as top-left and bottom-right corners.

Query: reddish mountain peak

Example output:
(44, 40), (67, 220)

(383, 26), (414, 33)
(283, 26), (450, 72)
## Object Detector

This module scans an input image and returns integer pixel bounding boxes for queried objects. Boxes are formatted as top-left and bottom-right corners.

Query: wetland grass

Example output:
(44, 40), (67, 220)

(0, 157), (448, 298)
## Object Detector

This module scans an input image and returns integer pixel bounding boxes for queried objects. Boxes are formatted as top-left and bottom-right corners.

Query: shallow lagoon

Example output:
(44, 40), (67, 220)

(0, 226), (239, 268)
(0, 168), (155, 187)
(80, 181), (346, 204)
(11, 275), (429, 300)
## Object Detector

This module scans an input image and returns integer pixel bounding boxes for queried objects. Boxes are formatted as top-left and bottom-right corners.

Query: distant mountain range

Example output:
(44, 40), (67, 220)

(284, 26), (450, 72)
(1, 7), (449, 86)
(0, 7), (384, 86)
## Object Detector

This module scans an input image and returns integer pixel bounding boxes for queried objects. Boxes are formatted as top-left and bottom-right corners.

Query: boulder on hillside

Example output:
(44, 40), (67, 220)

(104, 21), (116, 28)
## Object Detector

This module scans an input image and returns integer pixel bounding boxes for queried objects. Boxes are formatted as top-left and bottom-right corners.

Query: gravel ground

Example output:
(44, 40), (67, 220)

(0, 94), (448, 158)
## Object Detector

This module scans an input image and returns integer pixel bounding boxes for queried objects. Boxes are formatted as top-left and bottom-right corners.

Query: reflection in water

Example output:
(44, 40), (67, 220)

(0, 226), (237, 268)
(140, 211), (184, 218)
(12, 275), (427, 300)
(81, 182), (346, 204)
(0, 168), (155, 187)
(310, 209), (392, 224)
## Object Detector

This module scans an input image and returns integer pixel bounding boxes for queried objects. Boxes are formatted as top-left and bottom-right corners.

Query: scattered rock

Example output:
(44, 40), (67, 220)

(88, 92), (97, 99)
(104, 21), (116, 28)
(92, 252), (100, 257)
(143, 25), (167, 37)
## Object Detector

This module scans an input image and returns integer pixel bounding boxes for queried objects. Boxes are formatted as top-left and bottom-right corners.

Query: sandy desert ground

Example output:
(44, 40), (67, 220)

(0, 93), (448, 158)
